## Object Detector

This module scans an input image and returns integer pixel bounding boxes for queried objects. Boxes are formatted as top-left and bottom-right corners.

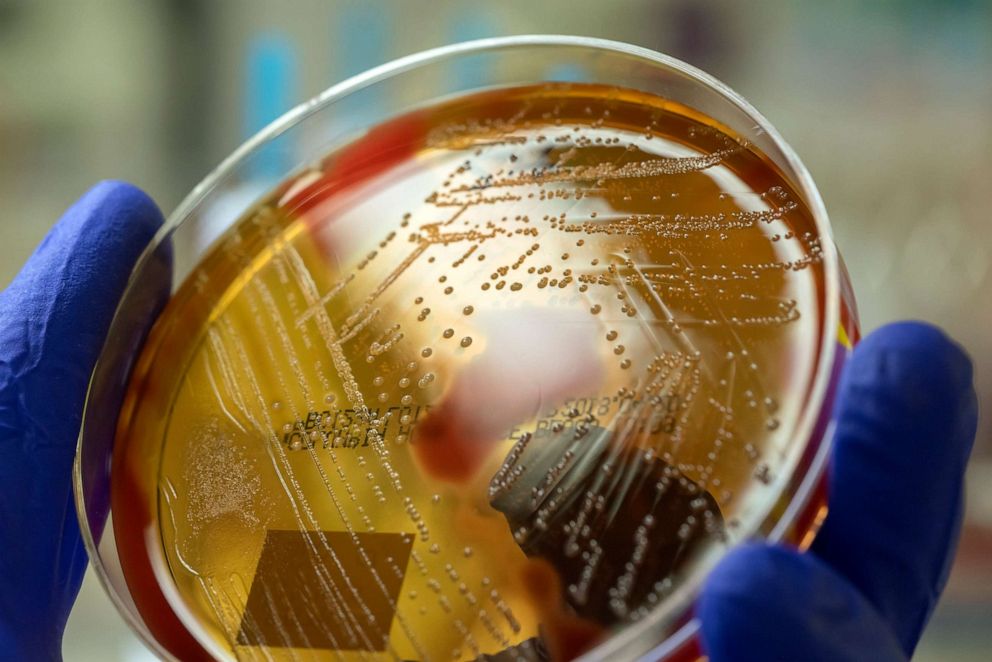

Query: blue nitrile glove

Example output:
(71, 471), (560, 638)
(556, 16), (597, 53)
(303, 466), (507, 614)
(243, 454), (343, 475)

(700, 322), (979, 662)
(0, 182), (163, 661)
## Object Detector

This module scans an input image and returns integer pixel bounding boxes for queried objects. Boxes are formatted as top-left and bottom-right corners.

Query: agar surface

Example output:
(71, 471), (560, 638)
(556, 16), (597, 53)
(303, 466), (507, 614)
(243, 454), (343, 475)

(114, 84), (824, 661)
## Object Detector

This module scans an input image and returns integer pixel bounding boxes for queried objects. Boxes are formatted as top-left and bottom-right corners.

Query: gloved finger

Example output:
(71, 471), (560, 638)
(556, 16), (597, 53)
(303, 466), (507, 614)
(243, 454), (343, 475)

(0, 181), (164, 452)
(0, 181), (163, 657)
(811, 321), (978, 656)
(699, 544), (906, 662)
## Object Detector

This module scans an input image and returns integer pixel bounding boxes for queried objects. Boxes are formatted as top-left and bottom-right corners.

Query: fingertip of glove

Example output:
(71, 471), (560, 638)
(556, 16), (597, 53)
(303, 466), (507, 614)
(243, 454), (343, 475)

(52, 180), (166, 289)
(841, 321), (977, 462)
(849, 321), (973, 405)
(76, 180), (164, 240)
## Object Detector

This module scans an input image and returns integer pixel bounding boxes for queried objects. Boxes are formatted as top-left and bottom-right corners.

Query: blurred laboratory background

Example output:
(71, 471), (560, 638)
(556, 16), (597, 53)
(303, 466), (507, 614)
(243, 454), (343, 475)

(1, 0), (989, 660)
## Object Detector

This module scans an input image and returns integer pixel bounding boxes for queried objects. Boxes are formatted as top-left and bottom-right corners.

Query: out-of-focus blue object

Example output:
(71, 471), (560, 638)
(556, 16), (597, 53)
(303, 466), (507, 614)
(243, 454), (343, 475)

(244, 34), (298, 180)
(699, 322), (978, 662)
(448, 10), (500, 89)
(0, 182), (164, 661)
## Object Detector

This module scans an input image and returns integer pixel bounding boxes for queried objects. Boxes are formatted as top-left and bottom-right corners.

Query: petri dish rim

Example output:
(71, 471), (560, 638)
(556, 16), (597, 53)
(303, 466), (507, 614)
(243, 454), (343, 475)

(74, 34), (841, 662)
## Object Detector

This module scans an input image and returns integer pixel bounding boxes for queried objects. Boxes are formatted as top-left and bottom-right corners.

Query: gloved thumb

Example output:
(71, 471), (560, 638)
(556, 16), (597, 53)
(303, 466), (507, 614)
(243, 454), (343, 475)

(0, 181), (163, 660)
(1, 181), (164, 452)
(699, 544), (907, 662)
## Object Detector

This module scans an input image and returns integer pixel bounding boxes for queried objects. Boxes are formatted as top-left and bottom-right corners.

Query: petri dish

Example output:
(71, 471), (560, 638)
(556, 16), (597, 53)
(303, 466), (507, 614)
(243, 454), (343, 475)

(75, 36), (859, 662)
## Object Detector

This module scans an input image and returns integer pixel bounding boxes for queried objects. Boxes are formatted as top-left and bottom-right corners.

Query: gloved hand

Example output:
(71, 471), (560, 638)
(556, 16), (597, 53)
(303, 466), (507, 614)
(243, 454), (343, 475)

(700, 322), (978, 661)
(0, 182), (163, 661)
